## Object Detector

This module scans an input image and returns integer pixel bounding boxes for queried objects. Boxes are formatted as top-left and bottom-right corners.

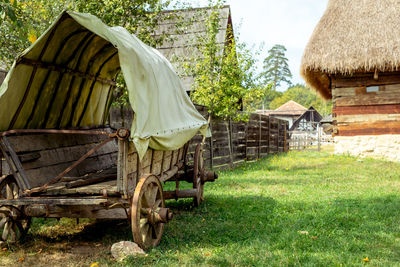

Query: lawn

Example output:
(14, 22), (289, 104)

(1, 151), (400, 266)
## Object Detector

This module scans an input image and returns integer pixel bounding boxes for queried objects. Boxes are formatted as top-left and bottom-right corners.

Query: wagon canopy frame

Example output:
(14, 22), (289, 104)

(0, 10), (208, 160)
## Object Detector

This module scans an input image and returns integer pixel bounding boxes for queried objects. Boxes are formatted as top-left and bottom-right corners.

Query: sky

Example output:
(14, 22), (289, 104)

(186, 0), (329, 91)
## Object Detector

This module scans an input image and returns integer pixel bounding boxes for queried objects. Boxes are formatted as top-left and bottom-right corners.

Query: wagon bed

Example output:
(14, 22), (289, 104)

(0, 128), (217, 248)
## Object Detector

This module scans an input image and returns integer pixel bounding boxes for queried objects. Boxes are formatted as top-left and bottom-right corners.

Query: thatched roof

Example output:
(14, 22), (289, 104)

(301, 0), (400, 99)
(156, 6), (232, 91)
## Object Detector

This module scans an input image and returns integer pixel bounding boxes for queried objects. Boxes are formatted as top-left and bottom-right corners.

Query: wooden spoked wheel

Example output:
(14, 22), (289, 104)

(193, 144), (205, 207)
(0, 176), (31, 243)
(131, 174), (172, 250)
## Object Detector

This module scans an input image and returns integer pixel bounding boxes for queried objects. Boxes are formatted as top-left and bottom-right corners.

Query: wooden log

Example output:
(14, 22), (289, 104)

(333, 72), (400, 88)
(0, 197), (108, 206)
(333, 104), (400, 116)
(24, 204), (129, 219)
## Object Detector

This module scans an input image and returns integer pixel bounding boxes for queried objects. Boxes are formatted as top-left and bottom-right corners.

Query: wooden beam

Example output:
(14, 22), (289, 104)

(17, 58), (117, 86)
(0, 136), (31, 190)
(0, 197), (108, 206)
(333, 104), (400, 115)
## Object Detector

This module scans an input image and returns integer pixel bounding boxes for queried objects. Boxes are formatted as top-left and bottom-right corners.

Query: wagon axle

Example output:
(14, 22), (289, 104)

(142, 207), (173, 224)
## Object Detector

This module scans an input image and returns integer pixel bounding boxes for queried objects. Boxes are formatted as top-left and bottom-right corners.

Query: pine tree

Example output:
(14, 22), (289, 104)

(261, 44), (292, 91)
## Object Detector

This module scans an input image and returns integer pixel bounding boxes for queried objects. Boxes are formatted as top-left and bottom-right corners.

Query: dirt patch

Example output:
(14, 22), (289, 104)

(0, 219), (131, 266)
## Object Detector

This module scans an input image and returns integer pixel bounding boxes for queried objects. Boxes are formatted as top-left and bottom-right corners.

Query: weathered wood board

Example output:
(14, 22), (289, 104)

(332, 75), (400, 136)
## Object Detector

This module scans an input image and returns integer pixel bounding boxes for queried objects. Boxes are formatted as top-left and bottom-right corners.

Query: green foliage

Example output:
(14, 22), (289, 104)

(0, 0), (176, 69)
(270, 84), (332, 116)
(260, 86), (282, 109)
(187, 1), (265, 121)
(261, 44), (292, 90)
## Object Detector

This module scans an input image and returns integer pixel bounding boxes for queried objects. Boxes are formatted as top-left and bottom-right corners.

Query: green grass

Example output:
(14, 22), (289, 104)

(2, 151), (400, 266)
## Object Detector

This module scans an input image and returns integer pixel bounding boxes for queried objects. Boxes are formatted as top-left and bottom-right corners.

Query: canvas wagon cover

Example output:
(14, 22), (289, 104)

(0, 11), (208, 159)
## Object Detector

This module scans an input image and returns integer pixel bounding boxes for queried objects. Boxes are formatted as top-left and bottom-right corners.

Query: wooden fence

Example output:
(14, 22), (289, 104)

(109, 105), (289, 170)
(188, 105), (289, 170)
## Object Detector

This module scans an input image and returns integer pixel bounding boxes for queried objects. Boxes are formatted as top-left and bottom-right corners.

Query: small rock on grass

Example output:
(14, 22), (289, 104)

(111, 241), (146, 261)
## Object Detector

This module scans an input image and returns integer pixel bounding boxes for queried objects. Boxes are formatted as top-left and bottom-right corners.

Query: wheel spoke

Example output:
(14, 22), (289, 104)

(11, 183), (18, 199)
(2, 221), (10, 240)
(149, 184), (158, 206)
(152, 225), (159, 239)
(140, 218), (148, 228)
(141, 224), (150, 244)
(5, 183), (13, 199)
(144, 183), (157, 207)
(144, 224), (152, 246)
(10, 223), (17, 242)
(15, 221), (25, 236)
(0, 217), (6, 229)
(153, 199), (162, 208)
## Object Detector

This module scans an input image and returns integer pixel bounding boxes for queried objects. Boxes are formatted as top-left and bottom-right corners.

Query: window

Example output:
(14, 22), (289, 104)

(366, 86), (379, 93)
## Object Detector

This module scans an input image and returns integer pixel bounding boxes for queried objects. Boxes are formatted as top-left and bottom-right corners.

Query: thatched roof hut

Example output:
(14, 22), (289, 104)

(301, 0), (400, 161)
(301, 0), (400, 99)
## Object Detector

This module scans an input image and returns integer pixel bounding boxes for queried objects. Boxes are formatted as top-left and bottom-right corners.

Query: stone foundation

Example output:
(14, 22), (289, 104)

(334, 135), (400, 162)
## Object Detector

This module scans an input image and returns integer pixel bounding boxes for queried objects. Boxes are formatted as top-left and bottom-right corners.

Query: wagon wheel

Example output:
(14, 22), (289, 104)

(131, 174), (172, 250)
(0, 176), (31, 243)
(193, 143), (205, 207)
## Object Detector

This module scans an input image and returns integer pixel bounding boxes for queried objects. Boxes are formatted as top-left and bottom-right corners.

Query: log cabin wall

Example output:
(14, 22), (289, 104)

(331, 72), (400, 161)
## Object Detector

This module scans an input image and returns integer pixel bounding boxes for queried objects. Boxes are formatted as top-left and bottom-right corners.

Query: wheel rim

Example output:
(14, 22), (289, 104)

(0, 176), (31, 243)
(131, 174), (165, 250)
(193, 144), (204, 206)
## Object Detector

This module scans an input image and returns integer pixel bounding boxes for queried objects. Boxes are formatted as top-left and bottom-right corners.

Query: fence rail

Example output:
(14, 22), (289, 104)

(189, 105), (289, 170)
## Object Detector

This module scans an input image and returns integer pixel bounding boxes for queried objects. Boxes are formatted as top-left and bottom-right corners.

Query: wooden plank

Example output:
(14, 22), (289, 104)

(26, 153), (117, 188)
(333, 84), (400, 98)
(337, 113), (400, 123)
(339, 128), (400, 136)
(7, 132), (110, 153)
(336, 94), (400, 106)
(19, 141), (117, 170)
(0, 197), (108, 206)
(333, 104), (400, 115)
(162, 151), (172, 173)
(42, 179), (119, 196)
(334, 72), (400, 88)
(337, 120), (400, 136)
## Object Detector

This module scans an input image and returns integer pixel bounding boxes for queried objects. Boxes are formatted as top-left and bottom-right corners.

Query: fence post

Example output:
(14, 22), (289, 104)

(284, 122), (287, 152)
(267, 116), (270, 154)
(317, 123), (321, 152)
(258, 114), (261, 159)
(209, 115), (214, 170)
(228, 119), (234, 168)
(276, 119), (279, 153)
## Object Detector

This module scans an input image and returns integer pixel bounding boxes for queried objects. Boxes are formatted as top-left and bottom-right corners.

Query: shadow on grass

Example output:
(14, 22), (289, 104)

(8, 192), (400, 266)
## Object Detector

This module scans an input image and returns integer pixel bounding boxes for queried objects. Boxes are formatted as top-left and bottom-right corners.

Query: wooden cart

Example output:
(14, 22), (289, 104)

(0, 127), (217, 249)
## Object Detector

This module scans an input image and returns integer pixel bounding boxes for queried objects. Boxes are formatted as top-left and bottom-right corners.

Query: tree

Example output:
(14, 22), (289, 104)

(261, 44), (292, 91)
(0, 0), (179, 69)
(270, 84), (332, 116)
(187, 1), (265, 122)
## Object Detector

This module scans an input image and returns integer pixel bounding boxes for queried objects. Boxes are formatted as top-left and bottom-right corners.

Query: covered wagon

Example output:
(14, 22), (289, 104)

(0, 11), (217, 249)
